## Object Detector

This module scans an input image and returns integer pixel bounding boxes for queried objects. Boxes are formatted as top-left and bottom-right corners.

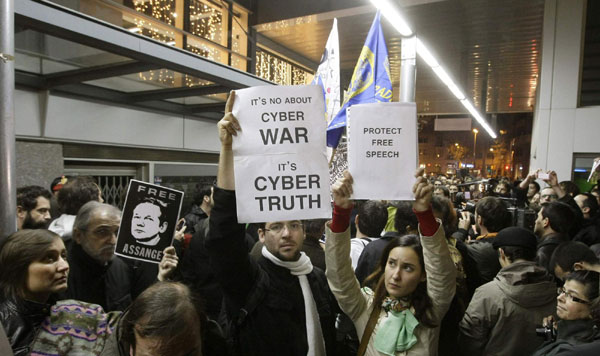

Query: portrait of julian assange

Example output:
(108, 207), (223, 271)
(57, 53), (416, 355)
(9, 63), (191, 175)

(116, 180), (183, 263)
(131, 197), (168, 246)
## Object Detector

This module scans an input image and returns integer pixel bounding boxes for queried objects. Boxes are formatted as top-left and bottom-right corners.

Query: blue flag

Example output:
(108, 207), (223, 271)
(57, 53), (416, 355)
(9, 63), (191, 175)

(327, 11), (392, 147)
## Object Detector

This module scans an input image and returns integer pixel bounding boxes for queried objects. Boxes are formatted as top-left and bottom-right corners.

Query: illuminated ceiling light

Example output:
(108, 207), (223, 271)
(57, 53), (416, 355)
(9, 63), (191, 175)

(370, 0), (413, 36)
(371, 0), (496, 139)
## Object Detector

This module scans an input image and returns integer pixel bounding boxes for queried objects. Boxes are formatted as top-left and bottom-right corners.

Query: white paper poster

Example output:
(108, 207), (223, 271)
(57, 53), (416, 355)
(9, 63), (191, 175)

(231, 85), (332, 223)
(347, 102), (418, 200)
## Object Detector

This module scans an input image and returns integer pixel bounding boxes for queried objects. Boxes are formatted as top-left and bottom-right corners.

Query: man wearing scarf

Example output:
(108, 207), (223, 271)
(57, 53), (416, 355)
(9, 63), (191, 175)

(205, 92), (336, 356)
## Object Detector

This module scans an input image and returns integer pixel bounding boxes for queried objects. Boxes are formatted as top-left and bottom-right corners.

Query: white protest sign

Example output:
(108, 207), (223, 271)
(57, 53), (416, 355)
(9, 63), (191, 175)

(347, 102), (418, 200)
(231, 85), (332, 223)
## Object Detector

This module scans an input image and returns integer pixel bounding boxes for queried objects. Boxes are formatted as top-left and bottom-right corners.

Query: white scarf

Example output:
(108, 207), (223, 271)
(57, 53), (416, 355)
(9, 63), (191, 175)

(262, 247), (326, 356)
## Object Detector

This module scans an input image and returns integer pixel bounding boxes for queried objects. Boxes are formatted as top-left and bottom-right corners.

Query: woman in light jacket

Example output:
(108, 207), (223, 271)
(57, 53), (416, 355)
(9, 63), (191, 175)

(326, 169), (456, 356)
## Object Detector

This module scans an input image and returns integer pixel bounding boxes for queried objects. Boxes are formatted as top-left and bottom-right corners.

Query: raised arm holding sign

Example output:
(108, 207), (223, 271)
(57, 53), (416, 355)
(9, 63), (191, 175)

(207, 88), (337, 356)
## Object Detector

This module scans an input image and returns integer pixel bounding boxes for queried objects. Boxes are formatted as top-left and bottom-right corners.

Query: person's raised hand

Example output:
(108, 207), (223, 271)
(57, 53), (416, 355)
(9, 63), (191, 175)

(173, 218), (186, 242)
(412, 168), (433, 212)
(217, 91), (241, 147)
(458, 211), (471, 231)
(157, 246), (178, 281)
(332, 171), (353, 209)
(528, 169), (542, 182)
(542, 315), (557, 332)
(544, 170), (559, 187)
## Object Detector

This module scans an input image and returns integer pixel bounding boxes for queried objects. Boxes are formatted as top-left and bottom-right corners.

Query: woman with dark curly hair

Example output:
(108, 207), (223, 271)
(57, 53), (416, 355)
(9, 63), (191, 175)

(532, 270), (600, 355)
(0, 230), (69, 356)
(326, 169), (456, 355)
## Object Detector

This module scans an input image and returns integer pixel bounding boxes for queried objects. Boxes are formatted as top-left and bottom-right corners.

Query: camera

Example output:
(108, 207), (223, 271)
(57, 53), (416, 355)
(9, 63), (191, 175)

(456, 201), (477, 225)
(535, 325), (556, 342)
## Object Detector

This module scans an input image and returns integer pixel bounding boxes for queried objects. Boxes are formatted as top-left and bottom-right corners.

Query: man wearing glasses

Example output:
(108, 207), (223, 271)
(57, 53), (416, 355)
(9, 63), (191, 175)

(205, 92), (336, 356)
(458, 226), (557, 356)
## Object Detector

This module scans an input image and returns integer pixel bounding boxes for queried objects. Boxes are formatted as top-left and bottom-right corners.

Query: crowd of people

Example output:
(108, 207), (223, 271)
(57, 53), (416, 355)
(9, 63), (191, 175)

(1, 91), (600, 356)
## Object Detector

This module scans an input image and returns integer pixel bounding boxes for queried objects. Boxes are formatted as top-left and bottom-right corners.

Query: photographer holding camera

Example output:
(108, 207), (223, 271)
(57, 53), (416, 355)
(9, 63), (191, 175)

(456, 197), (512, 288)
(532, 270), (600, 355)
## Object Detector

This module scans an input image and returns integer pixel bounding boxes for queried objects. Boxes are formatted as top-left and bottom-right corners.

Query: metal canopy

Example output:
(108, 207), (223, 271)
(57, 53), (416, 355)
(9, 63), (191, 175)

(44, 61), (161, 89)
(14, 0), (273, 119)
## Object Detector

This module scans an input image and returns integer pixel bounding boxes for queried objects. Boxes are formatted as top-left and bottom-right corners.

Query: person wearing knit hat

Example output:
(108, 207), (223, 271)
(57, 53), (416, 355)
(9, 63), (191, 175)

(493, 226), (538, 251)
(459, 226), (557, 356)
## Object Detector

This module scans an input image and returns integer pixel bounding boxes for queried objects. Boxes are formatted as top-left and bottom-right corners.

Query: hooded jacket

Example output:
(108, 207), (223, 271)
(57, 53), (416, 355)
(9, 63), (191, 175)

(458, 261), (557, 356)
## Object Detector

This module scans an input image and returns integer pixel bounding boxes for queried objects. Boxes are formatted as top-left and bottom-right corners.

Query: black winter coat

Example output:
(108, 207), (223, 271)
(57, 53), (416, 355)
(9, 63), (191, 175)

(183, 205), (208, 236)
(206, 187), (337, 356)
(536, 233), (568, 273)
(0, 297), (50, 356)
(574, 218), (600, 246)
(64, 243), (133, 312)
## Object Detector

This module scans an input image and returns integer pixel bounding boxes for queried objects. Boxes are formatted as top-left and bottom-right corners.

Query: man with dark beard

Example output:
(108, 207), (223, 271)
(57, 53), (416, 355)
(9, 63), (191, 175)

(16, 185), (52, 230)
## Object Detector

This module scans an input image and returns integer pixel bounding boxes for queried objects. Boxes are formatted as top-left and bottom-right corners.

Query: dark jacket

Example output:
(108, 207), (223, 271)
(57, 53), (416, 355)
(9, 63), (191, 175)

(354, 231), (399, 284)
(536, 233), (569, 273)
(121, 239), (183, 301)
(205, 187), (336, 356)
(0, 297), (50, 356)
(181, 217), (224, 320)
(574, 218), (600, 246)
(558, 195), (585, 238)
(64, 243), (133, 312)
(184, 205), (208, 236)
(464, 237), (502, 287)
(459, 261), (556, 356)
(532, 319), (600, 356)
(301, 237), (326, 271)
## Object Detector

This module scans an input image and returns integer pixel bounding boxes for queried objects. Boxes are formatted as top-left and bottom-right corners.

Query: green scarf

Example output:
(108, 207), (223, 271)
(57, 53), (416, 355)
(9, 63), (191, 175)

(374, 298), (419, 355)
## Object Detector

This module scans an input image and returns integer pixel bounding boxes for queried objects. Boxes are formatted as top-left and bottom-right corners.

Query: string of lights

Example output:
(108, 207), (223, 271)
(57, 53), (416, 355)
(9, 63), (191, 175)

(126, 0), (311, 86)
(256, 49), (312, 85)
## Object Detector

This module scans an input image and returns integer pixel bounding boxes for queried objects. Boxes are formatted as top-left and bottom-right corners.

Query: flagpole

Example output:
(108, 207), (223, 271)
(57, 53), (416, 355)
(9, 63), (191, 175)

(399, 35), (417, 103)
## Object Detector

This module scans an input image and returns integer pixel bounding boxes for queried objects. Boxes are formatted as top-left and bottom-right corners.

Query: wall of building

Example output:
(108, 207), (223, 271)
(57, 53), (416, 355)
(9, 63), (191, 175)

(531, 0), (600, 180)
(14, 89), (221, 153)
(15, 141), (64, 189)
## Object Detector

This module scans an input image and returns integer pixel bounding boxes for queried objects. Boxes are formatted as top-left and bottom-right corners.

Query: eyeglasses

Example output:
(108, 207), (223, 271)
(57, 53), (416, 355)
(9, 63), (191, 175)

(541, 194), (558, 200)
(264, 222), (303, 234)
(557, 287), (590, 304)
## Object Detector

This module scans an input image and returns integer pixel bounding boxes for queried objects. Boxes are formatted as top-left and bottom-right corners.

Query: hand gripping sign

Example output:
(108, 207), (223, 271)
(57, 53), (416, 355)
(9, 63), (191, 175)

(347, 102), (418, 200)
(231, 85), (332, 223)
(115, 180), (184, 263)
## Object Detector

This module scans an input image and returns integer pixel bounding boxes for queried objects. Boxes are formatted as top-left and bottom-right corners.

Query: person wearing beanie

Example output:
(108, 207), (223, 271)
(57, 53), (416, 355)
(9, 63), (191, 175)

(458, 227), (557, 356)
